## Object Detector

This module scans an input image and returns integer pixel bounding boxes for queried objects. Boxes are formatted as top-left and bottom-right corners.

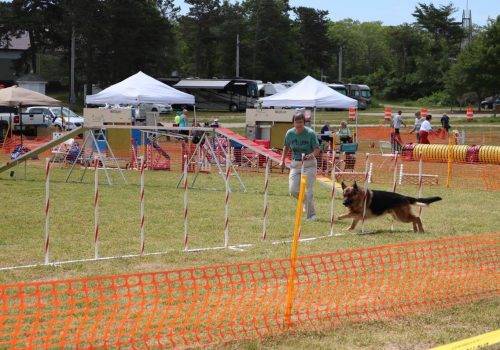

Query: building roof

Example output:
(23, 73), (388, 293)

(16, 73), (47, 83)
(2, 32), (30, 51)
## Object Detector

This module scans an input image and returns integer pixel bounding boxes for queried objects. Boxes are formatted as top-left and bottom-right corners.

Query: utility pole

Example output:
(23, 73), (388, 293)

(236, 34), (240, 78)
(69, 26), (76, 104)
(338, 45), (343, 82)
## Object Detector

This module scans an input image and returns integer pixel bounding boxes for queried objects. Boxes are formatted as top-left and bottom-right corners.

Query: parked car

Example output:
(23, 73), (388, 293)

(26, 106), (84, 130)
(140, 103), (172, 114)
(480, 96), (500, 109)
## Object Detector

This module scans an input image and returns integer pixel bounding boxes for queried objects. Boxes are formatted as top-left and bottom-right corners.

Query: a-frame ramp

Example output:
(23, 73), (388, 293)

(215, 127), (342, 190)
(0, 127), (86, 174)
(215, 127), (290, 167)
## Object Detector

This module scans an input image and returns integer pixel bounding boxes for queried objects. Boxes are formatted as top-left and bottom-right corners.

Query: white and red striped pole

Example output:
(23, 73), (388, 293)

(224, 157), (231, 248)
(261, 158), (270, 240)
(329, 150), (337, 236)
(44, 158), (51, 265)
(93, 159), (100, 259)
(139, 157), (146, 255)
(361, 153), (370, 234)
(390, 152), (399, 232)
(183, 155), (189, 251)
(417, 152), (424, 217)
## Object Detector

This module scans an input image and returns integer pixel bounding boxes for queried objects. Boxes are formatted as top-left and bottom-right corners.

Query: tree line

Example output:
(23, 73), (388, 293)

(0, 0), (498, 105)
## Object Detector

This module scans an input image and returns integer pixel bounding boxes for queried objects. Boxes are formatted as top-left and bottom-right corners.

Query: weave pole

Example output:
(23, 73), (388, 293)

(417, 152), (424, 217)
(284, 172), (307, 327)
(360, 153), (370, 234)
(183, 155), (189, 251)
(261, 158), (270, 240)
(390, 152), (399, 232)
(139, 157), (145, 255)
(93, 160), (100, 259)
(329, 150), (337, 236)
(446, 136), (453, 188)
(224, 158), (230, 248)
(44, 158), (51, 265)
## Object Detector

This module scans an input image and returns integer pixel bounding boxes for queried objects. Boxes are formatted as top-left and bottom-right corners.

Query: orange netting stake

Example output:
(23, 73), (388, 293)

(284, 174), (306, 327)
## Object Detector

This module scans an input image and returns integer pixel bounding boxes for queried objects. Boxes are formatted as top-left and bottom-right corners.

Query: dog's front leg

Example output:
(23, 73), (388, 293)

(347, 219), (359, 231)
(337, 212), (353, 220)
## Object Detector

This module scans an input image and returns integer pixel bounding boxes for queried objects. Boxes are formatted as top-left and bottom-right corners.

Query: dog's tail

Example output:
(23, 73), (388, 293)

(407, 196), (442, 207)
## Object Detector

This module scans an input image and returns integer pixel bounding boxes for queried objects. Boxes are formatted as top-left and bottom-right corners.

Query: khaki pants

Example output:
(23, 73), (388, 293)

(289, 159), (317, 219)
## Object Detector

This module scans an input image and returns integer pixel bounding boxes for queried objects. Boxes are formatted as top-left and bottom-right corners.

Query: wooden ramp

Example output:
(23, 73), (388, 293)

(0, 127), (86, 174)
(215, 127), (290, 167)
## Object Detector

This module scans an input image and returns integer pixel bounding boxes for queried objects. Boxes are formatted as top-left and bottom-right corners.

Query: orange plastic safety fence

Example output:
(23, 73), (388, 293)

(0, 233), (498, 349)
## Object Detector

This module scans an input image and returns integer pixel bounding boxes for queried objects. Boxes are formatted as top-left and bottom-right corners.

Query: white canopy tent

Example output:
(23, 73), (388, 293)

(86, 71), (195, 106)
(259, 75), (358, 132)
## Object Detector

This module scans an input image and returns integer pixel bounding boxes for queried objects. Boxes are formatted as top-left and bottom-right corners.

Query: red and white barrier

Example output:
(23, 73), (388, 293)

(348, 107), (357, 121)
(384, 107), (392, 121)
(466, 106), (473, 121)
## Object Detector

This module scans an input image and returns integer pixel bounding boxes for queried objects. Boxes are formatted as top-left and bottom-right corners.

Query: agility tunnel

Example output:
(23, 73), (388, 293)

(402, 144), (500, 164)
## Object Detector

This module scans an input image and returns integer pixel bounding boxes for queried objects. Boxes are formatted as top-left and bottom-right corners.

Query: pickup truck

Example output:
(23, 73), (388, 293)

(0, 111), (52, 132)
(25, 106), (84, 131)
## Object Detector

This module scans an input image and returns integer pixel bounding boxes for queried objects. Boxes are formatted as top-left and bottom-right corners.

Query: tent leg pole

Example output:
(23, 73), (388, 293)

(313, 107), (316, 132)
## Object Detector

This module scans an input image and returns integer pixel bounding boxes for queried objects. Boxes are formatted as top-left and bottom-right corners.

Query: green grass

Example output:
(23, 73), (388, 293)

(0, 159), (498, 348)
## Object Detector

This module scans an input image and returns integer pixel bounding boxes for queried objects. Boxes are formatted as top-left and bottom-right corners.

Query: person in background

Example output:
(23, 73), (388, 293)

(409, 111), (423, 143)
(210, 118), (219, 128)
(320, 122), (333, 148)
(336, 121), (352, 143)
(178, 109), (188, 128)
(440, 114), (451, 133)
(174, 112), (181, 126)
(419, 115), (433, 144)
(280, 111), (320, 221)
(392, 110), (407, 134)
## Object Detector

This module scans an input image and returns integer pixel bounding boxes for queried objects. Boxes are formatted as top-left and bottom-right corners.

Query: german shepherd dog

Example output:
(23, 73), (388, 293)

(338, 182), (442, 233)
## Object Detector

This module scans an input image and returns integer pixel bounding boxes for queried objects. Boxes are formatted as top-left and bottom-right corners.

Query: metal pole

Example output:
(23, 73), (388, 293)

(236, 34), (240, 78)
(338, 45), (343, 82)
(70, 26), (76, 105)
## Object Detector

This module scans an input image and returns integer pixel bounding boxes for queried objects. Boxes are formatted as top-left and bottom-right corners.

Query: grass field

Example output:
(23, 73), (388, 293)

(0, 158), (498, 348)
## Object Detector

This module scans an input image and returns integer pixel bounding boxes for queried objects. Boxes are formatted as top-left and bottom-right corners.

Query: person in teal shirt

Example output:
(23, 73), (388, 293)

(178, 109), (188, 128)
(280, 111), (320, 221)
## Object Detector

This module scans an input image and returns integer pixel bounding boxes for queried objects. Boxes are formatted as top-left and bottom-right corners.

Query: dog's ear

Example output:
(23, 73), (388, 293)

(341, 181), (346, 190)
(353, 181), (359, 191)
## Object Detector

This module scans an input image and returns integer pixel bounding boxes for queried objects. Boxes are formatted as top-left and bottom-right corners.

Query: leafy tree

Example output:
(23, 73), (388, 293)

(293, 7), (331, 77)
(179, 0), (221, 77)
(446, 17), (500, 106)
(243, 0), (299, 81)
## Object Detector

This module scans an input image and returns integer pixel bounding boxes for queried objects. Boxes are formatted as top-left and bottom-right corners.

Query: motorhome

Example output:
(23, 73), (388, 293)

(174, 78), (259, 112)
(345, 84), (371, 109)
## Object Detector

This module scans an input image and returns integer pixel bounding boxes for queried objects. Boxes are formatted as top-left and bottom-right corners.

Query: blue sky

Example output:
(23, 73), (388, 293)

(174, 0), (499, 26)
